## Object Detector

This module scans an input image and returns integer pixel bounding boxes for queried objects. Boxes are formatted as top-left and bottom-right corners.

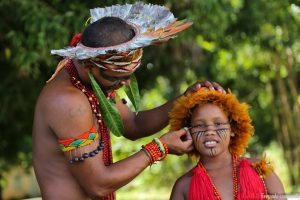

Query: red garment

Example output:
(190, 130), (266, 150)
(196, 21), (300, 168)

(189, 159), (267, 200)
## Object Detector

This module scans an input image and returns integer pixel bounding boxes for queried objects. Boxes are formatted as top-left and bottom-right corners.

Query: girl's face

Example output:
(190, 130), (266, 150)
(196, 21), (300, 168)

(190, 103), (234, 158)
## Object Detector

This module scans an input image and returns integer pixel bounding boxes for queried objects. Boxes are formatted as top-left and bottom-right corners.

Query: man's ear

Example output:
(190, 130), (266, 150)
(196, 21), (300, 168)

(230, 132), (235, 137)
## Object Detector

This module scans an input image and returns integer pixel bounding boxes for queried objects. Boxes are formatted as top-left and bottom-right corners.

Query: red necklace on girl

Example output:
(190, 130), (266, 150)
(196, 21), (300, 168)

(197, 154), (238, 200)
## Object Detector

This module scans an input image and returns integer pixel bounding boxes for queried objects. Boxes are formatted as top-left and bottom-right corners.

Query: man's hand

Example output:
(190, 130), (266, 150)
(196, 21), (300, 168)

(184, 81), (226, 97)
(160, 128), (193, 155)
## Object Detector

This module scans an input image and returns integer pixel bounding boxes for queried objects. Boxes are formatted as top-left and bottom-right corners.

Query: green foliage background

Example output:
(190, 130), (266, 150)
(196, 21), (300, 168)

(1, 0), (300, 198)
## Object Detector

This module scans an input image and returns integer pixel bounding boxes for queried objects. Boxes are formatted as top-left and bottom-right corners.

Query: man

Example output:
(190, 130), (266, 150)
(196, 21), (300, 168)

(32, 3), (224, 200)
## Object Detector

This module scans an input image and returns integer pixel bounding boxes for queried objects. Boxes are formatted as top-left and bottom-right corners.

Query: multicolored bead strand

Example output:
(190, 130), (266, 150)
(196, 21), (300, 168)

(69, 140), (105, 164)
(142, 138), (168, 164)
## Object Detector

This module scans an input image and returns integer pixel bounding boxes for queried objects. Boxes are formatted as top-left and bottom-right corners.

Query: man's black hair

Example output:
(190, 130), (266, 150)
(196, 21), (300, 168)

(81, 17), (135, 48)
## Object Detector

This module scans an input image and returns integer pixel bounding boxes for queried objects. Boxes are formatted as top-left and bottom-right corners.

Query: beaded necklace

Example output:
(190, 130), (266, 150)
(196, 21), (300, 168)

(64, 59), (113, 166)
(197, 154), (238, 200)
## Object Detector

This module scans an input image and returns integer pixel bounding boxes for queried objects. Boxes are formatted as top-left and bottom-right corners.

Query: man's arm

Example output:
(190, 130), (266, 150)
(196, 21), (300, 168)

(66, 129), (192, 199)
(116, 81), (225, 140)
(46, 90), (193, 199)
(115, 95), (177, 140)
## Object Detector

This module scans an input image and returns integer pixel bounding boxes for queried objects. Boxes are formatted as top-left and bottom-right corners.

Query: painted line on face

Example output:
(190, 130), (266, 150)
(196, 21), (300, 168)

(99, 68), (131, 82)
(194, 131), (205, 145)
(209, 148), (217, 156)
(216, 128), (230, 141)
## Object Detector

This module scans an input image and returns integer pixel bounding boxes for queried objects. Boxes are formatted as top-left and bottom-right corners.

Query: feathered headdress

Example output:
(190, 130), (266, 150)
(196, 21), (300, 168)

(51, 2), (192, 59)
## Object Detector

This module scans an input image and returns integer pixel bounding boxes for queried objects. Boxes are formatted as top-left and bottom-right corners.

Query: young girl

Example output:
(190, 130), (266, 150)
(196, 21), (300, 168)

(169, 89), (285, 200)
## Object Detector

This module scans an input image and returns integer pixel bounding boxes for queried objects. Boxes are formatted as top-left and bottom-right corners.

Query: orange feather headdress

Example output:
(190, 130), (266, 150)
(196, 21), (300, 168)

(169, 89), (254, 157)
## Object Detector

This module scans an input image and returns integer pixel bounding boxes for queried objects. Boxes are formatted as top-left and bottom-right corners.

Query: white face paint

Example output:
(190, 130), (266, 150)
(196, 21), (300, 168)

(190, 104), (234, 158)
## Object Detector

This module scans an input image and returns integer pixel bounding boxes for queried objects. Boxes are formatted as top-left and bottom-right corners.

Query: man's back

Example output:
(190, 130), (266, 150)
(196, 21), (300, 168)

(32, 70), (92, 199)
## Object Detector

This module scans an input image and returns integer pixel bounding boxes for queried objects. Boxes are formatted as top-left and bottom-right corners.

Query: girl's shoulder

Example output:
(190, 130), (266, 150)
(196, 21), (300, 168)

(239, 156), (273, 177)
(171, 169), (193, 200)
(239, 156), (285, 194)
(176, 169), (193, 186)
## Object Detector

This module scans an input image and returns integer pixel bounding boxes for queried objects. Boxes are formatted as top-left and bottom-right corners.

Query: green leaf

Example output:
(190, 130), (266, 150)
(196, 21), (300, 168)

(88, 72), (124, 137)
(124, 74), (141, 111)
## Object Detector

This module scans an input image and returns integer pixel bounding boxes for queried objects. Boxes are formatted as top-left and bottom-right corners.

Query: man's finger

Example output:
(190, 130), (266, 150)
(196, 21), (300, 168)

(212, 81), (226, 94)
(185, 132), (192, 140)
(202, 81), (215, 91)
(181, 139), (193, 153)
(183, 127), (192, 140)
(177, 127), (190, 137)
(187, 145), (194, 152)
(191, 84), (200, 92)
(172, 128), (191, 144)
(195, 83), (201, 89)
(183, 139), (193, 146)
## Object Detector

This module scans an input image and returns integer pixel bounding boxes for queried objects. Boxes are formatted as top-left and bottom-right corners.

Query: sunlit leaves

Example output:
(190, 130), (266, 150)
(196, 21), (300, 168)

(196, 35), (216, 52)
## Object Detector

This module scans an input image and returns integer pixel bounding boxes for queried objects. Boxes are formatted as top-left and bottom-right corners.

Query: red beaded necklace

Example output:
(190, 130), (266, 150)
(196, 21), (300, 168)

(197, 154), (238, 200)
(64, 59), (113, 166)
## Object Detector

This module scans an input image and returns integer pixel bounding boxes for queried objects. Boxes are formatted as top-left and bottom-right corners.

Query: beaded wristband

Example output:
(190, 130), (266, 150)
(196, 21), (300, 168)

(141, 138), (168, 164)
(141, 148), (153, 164)
(153, 138), (165, 153)
(157, 138), (168, 160)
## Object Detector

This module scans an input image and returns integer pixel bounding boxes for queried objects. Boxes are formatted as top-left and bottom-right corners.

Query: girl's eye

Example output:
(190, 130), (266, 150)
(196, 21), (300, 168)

(198, 124), (206, 128)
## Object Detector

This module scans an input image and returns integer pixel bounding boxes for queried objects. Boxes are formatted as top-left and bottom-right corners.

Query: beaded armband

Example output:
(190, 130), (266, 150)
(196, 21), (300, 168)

(142, 138), (169, 165)
(58, 126), (104, 164)
(68, 140), (104, 164)
(58, 126), (99, 152)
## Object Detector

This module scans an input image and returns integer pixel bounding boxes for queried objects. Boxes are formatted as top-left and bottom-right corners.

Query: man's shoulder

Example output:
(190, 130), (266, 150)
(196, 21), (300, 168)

(36, 82), (93, 125)
(39, 82), (88, 110)
(37, 82), (95, 139)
